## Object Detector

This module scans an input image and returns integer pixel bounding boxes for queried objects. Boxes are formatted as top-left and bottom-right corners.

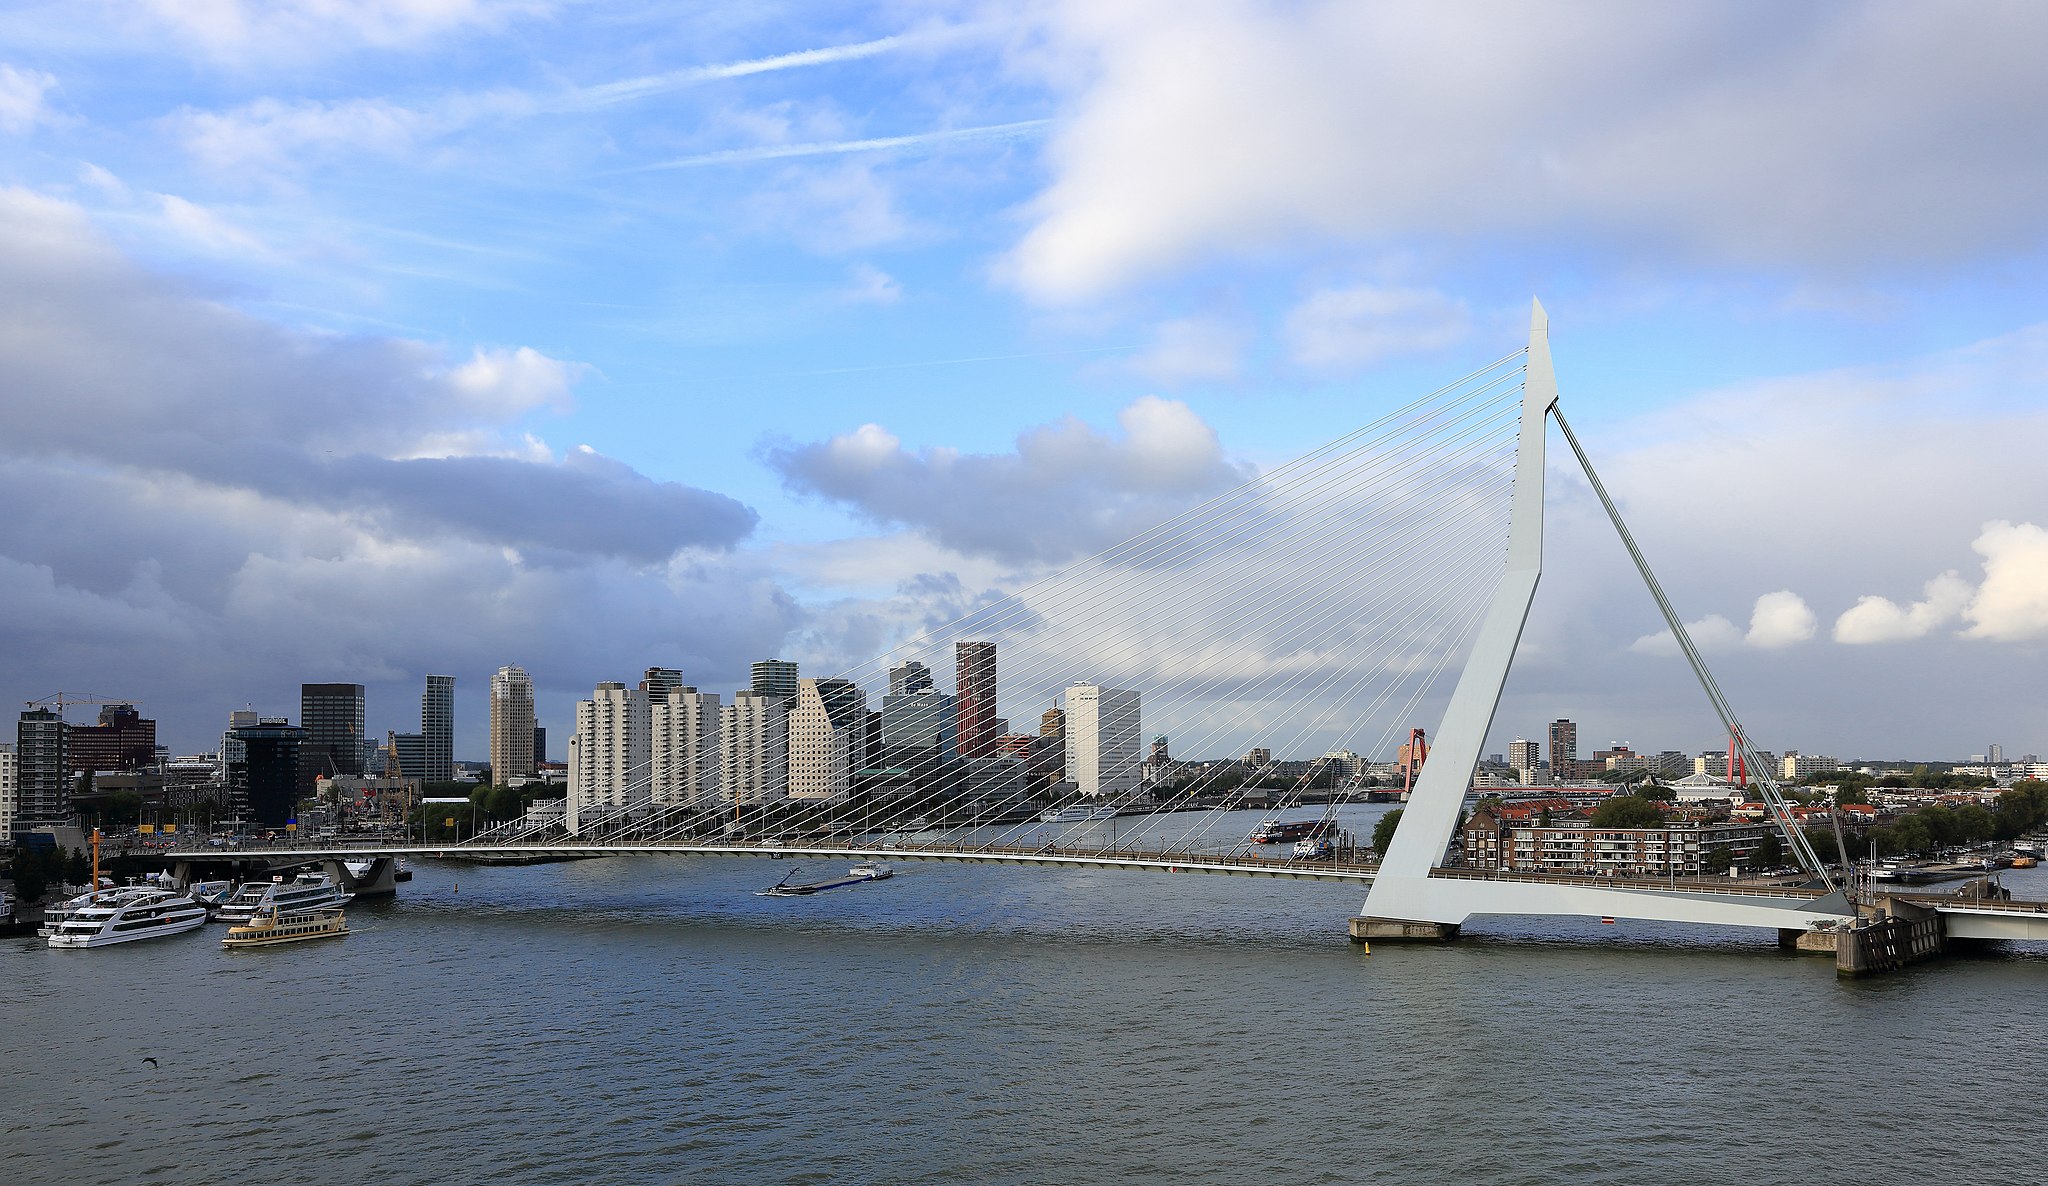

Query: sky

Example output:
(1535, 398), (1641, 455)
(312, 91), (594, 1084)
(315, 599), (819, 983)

(1, 0), (2044, 763)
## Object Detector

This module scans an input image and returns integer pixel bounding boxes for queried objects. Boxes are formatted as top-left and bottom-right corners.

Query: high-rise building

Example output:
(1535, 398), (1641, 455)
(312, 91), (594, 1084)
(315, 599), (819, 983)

(422, 675), (455, 782)
(63, 703), (157, 779)
(888, 661), (935, 696)
(955, 641), (998, 759)
(230, 718), (306, 827)
(1244, 746), (1273, 768)
(15, 708), (68, 830)
(0, 743), (17, 838)
(1151, 736), (1170, 764)
(880, 690), (957, 755)
(1547, 718), (1578, 772)
(570, 682), (651, 816)
(490, 666), (537, 784)
(1039, 706), (1065, 739)
(1065, 684), (1141, 800)
(721, 690), (790, 805)
(533, 725), (547, 765)
(640, 667), (685, 700)
(1508, 738), (1541, 782)
(651, 687), (722, 807)
(750, 658), (799, 700)
(300, 684), (366, 777)
(1989, 743), (2005, 764)
(393, 733), (426, 781)
(789, 678), (866, 801)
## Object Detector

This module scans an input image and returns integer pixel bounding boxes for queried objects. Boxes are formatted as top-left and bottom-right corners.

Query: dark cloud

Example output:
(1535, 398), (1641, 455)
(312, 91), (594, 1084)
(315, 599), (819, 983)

(0, 188), (755, 563)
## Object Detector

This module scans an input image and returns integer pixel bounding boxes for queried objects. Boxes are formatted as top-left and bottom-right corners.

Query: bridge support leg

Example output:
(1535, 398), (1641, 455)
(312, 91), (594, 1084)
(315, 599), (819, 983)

(1350, 917), (1461, 944)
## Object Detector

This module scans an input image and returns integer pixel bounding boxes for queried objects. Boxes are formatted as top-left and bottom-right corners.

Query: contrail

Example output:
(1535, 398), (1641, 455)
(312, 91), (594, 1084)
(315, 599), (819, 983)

(573, 32), (930, 109)
(625, 120), (1049, 172)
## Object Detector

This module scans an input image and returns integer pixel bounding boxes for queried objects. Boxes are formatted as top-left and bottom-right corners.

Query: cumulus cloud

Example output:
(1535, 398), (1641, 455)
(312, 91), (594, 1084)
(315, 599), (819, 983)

(1631, 613), (1739, 657)
(768, 396), (1249, 563)
(1961, 520), (2048, 642)
(840, 262), (903, 305)
(1630, 592), (1814, 655)
(1834, 521), (2048, 645)
(999, 2), (2048, 301)
(0, 64), (57, 133)
(1834, 572), (1973, 644)
(1283, 285), (1469, 372)
(1744, 590), (1817, 649)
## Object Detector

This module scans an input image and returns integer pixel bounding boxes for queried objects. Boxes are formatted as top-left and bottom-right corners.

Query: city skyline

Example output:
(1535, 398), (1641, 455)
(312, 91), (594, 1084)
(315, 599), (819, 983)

(1, 6), (2044, 761)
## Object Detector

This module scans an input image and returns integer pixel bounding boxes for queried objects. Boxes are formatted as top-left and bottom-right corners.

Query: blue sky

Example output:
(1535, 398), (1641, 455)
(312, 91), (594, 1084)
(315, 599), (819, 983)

(2, 1), (2045, 761)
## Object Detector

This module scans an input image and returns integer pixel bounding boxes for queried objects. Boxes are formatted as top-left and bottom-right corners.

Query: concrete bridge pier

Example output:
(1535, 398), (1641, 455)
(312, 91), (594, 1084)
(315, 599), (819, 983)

(1350, 917), (1462, 943)
(324, 856), (398, 899)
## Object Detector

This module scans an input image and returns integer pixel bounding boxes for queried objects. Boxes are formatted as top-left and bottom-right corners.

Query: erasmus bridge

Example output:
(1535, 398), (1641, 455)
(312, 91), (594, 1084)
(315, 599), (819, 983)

(168, 304), (2048, 959)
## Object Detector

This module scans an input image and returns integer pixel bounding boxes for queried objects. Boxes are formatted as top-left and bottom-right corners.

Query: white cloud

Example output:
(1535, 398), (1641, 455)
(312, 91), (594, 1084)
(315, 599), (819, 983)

(1124, 315), (1246, 384)
(840, 263), (903, 305)
(0, 64), (56, 133)
(999, 2), (2048, 301)
(1630, 592), (1816, 655)
(447, 345), (582, 418)
(1283, 285), (1469, 372)
(169, 94), (508, 175)
(1745, 590), (1816, 649)
(1834, 571), (1973, 644)
(1630, 613), (1740, 657)
(1961, 520), (2048, 642)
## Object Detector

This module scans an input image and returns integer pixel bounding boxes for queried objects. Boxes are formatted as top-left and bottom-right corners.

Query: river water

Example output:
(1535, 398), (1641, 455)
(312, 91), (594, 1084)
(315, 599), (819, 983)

(6, 812), (2046, 1186)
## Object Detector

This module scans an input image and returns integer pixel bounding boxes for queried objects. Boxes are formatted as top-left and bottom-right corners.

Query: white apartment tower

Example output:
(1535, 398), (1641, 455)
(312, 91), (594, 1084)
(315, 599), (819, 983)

(568, 682), (650, 831)
(0, 743), (17, 839)
(721, 690), (789, 805)
(490, 665), (537, 784)
(1064, 684), (1141, 800)
(788, 678), (864, 802)
(651, 687), (723, 808)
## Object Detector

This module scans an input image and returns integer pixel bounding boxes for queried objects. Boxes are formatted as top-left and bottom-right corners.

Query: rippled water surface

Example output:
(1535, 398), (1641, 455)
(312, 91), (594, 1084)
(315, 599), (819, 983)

(6, 848), (2046, 1186)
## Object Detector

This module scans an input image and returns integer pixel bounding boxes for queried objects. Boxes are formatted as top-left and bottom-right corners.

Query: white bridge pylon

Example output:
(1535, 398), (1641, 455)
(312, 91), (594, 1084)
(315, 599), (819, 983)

(1360, 300), (1852, 936)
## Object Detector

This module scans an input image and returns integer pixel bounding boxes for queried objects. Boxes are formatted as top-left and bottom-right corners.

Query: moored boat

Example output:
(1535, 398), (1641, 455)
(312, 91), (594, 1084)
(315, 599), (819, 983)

(1041, 804), (1120, 823)
(47, 888), (209, 948)
(216, 872), (352, 925)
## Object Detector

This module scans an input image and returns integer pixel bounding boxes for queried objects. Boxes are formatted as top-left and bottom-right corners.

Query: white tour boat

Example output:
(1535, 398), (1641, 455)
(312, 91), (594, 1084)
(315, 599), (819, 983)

(1040, 804), (1121, 823)
(46, 888), (209, 948)
(216, 872), (353, 925)
(849, 861), (894, 881)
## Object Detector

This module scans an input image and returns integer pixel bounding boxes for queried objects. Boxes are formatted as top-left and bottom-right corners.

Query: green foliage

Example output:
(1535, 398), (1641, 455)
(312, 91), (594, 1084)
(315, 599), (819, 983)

(1703, 844), (1734, 874)
(64, 848), (90, 886)
(1636, 784), (1676, 803)
(1752, 831), (1784, 867)
(1588, 795), (1666, 829)
(1372, 809), (1403, 855)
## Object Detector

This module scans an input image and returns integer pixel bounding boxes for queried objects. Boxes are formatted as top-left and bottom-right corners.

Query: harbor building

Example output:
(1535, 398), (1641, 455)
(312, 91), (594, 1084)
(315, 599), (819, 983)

(1462, 807), (1777, 877)
(721, 690), (790, 805)
(422, 674), (455, 782)
(1064, 684), (1141, 800)
(789, 678), (867, 801)
(490, 666), (537, 783)
(300, 684), (366, 778)
(651, 687), (722, 808)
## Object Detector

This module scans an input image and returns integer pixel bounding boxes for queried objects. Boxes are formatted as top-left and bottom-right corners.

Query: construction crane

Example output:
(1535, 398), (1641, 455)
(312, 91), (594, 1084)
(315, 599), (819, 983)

(24, 692), (134, 720)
